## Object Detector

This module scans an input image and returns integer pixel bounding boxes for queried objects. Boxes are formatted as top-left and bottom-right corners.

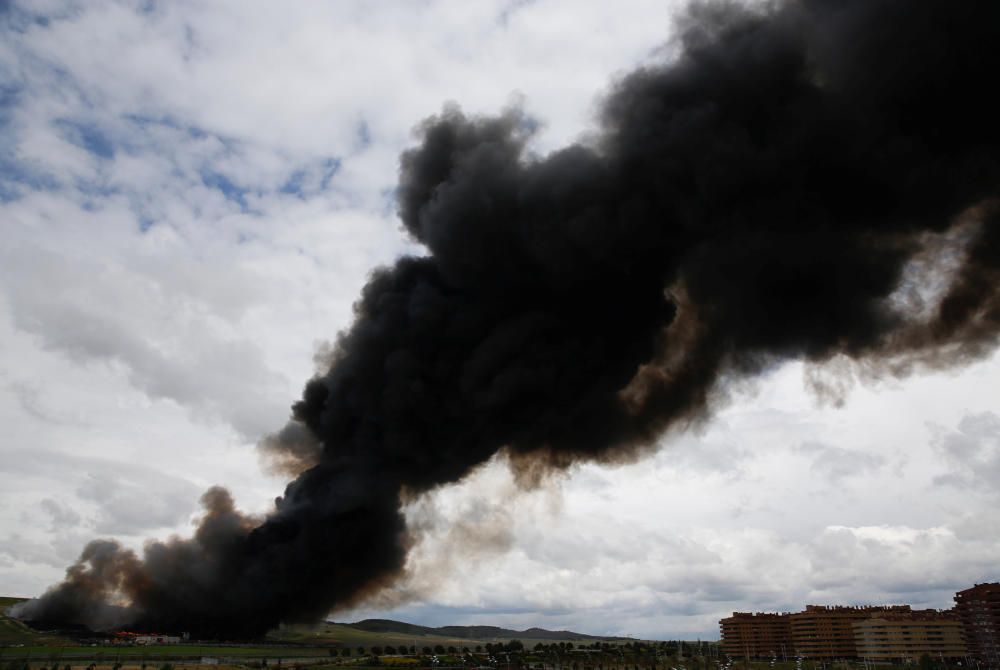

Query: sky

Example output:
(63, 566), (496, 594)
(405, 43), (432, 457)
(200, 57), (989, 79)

(1, 0), (999, 641)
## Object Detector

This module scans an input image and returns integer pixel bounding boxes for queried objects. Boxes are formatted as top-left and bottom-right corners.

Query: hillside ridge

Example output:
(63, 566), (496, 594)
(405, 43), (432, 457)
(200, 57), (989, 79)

(338, 618), (630, 641)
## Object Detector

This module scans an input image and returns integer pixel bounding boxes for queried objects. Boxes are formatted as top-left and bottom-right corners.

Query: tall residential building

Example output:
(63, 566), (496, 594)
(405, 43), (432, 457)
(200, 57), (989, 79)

(720, 612), (794, 659)
(955, 583), (1000, 662)
(789, 605), (912, 659)
(853, 609), (966, 662)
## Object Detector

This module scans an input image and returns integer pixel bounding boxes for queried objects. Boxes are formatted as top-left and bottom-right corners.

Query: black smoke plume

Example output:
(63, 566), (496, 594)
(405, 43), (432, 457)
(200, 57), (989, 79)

(15, 0), (1000, 638)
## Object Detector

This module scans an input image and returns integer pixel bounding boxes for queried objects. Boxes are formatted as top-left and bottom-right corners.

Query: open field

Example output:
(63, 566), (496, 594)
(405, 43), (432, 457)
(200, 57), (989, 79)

(1, 599), (73, 647)
(0, 657), (951, 670)
(4, 596), (631, 654)
(4, 595), (723, 670)
(266, 622), (617, 650)
(0, 646), (336, 658)
(0, 663), (346, 670)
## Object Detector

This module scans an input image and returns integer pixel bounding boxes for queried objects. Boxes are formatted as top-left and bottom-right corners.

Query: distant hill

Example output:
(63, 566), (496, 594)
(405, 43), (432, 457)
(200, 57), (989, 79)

(338, 619), (631, 642)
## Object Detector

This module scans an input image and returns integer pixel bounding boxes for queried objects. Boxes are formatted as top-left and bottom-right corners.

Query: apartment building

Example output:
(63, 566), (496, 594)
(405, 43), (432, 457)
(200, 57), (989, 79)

(720, 612), (794, 659)
(718, 581), (1000, 662)
(788, 606), (913, 659)
(955, 583), (1000, 662)
(853, 609), (966, 662)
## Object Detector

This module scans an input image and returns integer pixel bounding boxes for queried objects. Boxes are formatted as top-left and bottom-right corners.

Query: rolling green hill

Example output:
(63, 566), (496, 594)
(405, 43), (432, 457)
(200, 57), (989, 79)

(1, 597), (73, 646)
(341, 619), (629, 642)
(267, 619), (631, 648)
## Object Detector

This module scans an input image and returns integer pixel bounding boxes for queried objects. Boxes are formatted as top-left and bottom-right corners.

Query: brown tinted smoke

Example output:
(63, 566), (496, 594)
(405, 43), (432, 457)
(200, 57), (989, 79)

(15, 0), (1000, 639)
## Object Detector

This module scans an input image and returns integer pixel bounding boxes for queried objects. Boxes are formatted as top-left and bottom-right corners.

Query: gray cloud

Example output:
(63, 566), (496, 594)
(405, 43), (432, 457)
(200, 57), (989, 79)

(797, 441), (887, 483)
(0, 533), (83, 571)
(1, 245), (288, 441)
(930, 412), (1000, 492)
(5, 447), (201, 536)
(75, 471), (200, 536)
(39, 498), (82, 531)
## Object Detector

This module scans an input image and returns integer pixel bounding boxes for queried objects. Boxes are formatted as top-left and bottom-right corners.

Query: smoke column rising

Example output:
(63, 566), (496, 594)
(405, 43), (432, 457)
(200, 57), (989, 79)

(15, 0), (1000, 638)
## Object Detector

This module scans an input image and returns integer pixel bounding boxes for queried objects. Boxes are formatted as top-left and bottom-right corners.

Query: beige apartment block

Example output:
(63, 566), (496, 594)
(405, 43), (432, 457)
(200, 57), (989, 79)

(789, 605), (913, 659)
(853, 610), (966, 662)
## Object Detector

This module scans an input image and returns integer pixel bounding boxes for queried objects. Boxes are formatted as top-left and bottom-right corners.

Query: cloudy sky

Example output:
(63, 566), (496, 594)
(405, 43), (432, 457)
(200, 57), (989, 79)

(2, 0), (999, 641)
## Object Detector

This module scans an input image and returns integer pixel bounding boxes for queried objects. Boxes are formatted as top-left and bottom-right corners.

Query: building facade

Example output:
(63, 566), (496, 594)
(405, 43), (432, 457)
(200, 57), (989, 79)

(853, 609), (966, 662)
(789, 605), (912, 659)
(720, 612), (794, 659)
(955, 583), (1000, 662)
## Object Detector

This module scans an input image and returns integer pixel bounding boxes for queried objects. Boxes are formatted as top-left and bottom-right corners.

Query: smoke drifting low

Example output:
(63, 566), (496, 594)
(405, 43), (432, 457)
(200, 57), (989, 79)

(15, 0), (1000, 639)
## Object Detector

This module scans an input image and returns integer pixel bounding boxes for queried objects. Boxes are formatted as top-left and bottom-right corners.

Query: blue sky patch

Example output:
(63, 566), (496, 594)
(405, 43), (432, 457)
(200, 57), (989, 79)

(0, 84), (19, 113)
(0, 157), (61, 201)
(356, 120), (372, 150)
(319, 157), (341, 190)
(280, 168), (307, 196)
(380, 186), (398, 217)
(280, 157), (341, 197)
(200, 167), (251, 211)
(54, 119), (115, 159)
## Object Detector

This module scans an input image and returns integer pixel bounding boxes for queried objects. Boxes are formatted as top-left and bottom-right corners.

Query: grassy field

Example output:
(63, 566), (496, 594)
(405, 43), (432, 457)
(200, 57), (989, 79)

(0, 645), (336, 659)
(3, 598), (623, 653)
(266, 622), (601, 650)
(0, 663), (346, 670)
(1, 598), (73, 647)
(0, 599), (337, 658)
(1, 594), (661, 667)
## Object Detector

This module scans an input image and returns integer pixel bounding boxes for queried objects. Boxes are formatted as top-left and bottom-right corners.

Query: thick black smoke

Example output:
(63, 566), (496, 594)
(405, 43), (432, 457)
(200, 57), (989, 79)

(15, 0), (1000, 638)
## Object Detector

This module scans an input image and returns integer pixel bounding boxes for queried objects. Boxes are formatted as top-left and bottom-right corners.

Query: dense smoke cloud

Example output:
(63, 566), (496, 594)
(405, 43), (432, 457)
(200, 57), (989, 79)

(15, 0), (1000, 638)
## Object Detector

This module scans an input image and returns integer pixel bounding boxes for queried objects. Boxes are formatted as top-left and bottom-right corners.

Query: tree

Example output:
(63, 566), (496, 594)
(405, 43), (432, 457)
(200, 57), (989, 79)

(475, 646), (483, 653)
(434, 645), (445, 654)
(372, 647), (384, 656)
(358, 647), (366, 656)
(507, 641), (524, 653)
(342, 648), (352, 657)
(448, 647), (457, 654)
(423, 647), (433, 656)
(385, 646), (397, 655)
